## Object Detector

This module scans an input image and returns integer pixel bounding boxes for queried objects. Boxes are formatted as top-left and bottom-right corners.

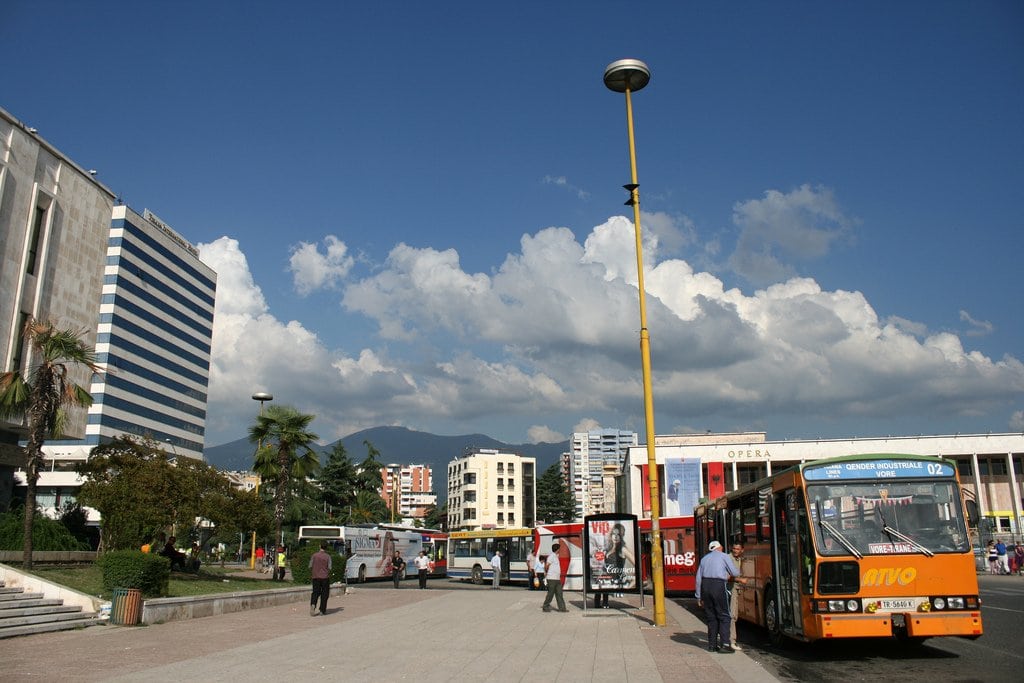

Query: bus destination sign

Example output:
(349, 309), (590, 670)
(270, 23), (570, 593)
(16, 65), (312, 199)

(804, 459), (955, 481)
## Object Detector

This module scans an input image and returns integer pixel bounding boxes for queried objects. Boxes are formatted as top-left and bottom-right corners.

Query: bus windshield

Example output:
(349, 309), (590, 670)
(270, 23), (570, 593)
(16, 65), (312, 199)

(808, 480), (970, 557)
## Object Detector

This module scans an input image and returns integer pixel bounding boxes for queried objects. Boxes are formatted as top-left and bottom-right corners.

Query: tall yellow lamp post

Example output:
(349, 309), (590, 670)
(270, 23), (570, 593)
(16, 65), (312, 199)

(603, 58), (666, 627)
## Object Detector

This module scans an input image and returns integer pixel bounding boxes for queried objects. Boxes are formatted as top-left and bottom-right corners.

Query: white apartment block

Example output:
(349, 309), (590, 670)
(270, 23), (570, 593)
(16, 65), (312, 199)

(566, 429), (637, 520)
(447, 449), (536, 531)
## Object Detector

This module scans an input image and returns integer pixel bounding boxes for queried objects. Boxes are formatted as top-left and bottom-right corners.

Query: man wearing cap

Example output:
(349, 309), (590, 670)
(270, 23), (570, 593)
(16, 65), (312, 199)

(695, 540), (743, 653)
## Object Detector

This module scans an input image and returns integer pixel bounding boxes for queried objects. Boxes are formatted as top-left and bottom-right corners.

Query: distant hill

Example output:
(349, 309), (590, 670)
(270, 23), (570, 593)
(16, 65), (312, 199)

(203, 426), (567, 488)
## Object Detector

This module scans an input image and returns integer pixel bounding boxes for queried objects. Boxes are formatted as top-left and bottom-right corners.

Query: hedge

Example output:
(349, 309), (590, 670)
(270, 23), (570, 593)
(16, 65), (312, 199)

(97, 550), (170, 597)
(288, 544), (346, 585)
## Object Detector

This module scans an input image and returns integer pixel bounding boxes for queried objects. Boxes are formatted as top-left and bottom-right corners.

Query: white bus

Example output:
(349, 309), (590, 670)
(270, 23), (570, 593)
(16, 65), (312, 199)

(298, 525), (422, 583)
(447, 528), (534, 584)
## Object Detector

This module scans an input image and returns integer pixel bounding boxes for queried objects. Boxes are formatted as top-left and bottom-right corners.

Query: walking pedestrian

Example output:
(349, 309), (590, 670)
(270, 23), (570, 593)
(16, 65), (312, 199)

(696, 540), (742, 653)
(491, 550), (502, 589)
(391, 550), (406, 588)
(414, 550), (430, 589)
(541, 544), (568, 612)
(255, 545), (266, 573)
(309, 542), (332, 616)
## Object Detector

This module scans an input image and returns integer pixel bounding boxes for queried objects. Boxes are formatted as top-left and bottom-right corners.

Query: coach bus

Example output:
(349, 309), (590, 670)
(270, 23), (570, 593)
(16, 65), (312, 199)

(298, 525), (422, 583)
(694, 453), (982, 643)
(447, 528), (534, 584)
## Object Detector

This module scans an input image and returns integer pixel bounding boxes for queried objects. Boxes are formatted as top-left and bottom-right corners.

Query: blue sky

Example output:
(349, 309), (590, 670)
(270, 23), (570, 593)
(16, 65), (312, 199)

(4, 1), (1023, 447)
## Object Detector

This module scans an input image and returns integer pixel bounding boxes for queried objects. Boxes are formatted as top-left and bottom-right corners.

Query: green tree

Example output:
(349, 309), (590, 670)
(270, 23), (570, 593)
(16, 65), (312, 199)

(349, 489), (388, 523)
(536, 463), (576, 523)
(0, 318), (101, 568)
(249, 405), (320, 545)
(354, 440), (384, 493)
(77, 436), (271, 551)
(423, 502), (447, 531)
(317, 442), (358, 520)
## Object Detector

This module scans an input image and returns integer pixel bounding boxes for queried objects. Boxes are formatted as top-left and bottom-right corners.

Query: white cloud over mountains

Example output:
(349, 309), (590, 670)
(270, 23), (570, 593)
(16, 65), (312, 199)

(198, 187), (1024, 447)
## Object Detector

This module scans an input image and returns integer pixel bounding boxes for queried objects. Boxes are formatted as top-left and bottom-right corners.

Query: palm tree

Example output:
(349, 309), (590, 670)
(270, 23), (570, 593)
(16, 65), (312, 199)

(349, 489), (389, 523)
(248, 405), (319, 545)
(0, 318), (100, 568)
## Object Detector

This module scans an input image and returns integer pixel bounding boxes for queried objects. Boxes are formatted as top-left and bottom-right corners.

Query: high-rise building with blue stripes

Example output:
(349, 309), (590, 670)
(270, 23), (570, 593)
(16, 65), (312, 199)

(90, 205), (216, 459)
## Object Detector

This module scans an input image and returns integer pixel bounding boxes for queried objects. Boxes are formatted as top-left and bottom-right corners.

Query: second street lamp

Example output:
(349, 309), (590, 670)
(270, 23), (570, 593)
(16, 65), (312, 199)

(603, 58), (666, 628)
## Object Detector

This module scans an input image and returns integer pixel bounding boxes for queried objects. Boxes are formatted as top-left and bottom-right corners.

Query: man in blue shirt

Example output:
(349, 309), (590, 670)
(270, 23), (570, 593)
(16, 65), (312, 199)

(695, 540), (743, 653)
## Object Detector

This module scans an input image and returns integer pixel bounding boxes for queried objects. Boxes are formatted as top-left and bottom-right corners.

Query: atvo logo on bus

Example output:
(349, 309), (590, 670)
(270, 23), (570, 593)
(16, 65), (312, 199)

(862, 566), (918, 586)
(664, 551), (696, 568)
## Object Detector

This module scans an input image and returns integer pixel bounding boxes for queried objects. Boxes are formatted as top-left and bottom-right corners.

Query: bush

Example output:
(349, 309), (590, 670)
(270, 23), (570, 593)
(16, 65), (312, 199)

(97, 550), (171, 597)
(288, 545), (346, 585)
(0, 509), (89, 551)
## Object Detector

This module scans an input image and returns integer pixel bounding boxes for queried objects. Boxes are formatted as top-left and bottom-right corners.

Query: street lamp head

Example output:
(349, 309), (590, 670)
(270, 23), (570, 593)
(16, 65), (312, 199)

(251, 392), (273, 402)
(603, 58), (651, 93)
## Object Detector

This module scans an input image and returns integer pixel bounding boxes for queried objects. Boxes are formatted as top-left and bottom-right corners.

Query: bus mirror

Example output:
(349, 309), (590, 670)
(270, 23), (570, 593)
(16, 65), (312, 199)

(965, 499), (979, 527)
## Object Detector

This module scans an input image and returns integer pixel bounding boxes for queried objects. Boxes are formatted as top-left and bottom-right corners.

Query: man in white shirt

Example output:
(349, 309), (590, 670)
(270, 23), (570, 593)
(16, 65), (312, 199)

(491, 550), (502, 589)
(541, 544), (568, 612)
(414, 550), (431, 589)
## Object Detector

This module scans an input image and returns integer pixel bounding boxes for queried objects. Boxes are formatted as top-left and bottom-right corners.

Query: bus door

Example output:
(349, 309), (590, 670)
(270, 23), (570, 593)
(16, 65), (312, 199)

(771, 489), (803, 635)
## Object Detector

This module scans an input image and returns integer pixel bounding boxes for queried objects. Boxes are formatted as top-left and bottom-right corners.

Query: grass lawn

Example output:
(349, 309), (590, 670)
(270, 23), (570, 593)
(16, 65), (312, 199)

(29, 564), (289, 600)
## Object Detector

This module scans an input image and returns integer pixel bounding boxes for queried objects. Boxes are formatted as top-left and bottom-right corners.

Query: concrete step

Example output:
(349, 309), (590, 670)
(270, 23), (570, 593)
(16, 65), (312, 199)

(0, 597), (62, 609)
(0, 607), (88, 629)
(0, 604), (84, 619)
(0, 615), (102, 640)
(0, 591), (45, 602)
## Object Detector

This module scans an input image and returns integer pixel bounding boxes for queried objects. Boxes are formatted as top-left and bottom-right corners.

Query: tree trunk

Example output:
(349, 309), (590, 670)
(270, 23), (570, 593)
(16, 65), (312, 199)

(21, 452), (39, 569)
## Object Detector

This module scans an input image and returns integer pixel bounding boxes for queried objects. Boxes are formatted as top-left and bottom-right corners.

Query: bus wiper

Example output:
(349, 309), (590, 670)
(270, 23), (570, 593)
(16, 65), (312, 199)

(879, 525), (934, 557)
(821, 519), (863, 558)
(874, 506), (934, 557)
(816, 501), (862, 559)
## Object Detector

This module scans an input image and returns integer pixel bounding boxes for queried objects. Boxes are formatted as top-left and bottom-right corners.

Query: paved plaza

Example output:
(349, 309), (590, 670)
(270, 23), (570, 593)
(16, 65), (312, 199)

(1, 579), (778, 682)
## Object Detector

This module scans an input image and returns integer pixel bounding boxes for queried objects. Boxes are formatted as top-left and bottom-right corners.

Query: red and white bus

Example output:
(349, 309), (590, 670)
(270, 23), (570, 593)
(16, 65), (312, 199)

(639, 515), (698, 594)
(420, 530), (448, 577)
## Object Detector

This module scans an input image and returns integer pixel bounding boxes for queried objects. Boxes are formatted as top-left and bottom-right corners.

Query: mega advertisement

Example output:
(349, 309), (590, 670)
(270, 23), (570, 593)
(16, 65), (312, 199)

(583, 514), (639, 593)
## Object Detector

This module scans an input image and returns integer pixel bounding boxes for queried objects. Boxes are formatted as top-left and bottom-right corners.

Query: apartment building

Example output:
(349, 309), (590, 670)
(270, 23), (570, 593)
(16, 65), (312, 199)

(566, 429), (637, 519)
(447, 448), (536, 531)
(381, 463), (436, 521)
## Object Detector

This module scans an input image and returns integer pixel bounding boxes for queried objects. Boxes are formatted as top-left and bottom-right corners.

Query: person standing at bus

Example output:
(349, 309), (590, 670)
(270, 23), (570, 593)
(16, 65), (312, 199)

(391, 550), (406, 588)
(491, 550), (503, 589)
(526, 549), (537, 590)
(414, 550), (430, 589)
(696, 540), (741, 653)
(309, 542), (332, 616)
(541, 544), (568, 612)
(728, 542), (746, 650)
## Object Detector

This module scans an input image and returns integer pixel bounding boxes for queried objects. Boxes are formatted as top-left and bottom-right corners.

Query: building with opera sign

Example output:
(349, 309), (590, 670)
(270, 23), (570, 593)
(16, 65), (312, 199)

(623, 431), (1024, 538)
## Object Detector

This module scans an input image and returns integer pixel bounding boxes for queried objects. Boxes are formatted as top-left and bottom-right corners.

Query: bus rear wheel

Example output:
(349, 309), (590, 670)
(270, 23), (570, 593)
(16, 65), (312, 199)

(358, 565), (367, 583)
(471, 565), (483, 584)
(764, 584), (784, 645)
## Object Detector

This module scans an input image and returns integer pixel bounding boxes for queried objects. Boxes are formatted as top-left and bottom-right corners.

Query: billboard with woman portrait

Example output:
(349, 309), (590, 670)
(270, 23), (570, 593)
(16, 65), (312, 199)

(583, 513), (639, 593)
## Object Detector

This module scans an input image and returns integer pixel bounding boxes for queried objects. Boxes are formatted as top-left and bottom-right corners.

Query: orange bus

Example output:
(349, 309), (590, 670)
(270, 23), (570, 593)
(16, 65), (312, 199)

(694, 453), (982, 643)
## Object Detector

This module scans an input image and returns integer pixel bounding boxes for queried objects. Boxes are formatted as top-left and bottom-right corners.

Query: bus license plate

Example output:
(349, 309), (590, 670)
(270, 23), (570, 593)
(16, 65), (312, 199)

(878, 598), (921, 611)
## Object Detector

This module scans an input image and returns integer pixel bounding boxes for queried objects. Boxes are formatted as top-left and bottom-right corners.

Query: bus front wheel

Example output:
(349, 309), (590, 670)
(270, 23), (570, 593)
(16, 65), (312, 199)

(471, 565), (483, 584)
(358, 565), (367, 583)
(764, 584), (784, 645)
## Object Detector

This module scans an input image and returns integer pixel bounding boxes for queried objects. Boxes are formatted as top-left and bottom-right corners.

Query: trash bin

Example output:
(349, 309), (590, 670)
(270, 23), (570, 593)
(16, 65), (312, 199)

(110, 587), (142, 625)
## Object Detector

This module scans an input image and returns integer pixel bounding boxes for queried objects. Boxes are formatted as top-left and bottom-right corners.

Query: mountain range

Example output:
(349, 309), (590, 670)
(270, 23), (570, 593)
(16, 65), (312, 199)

(203, 426), (568, 488)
